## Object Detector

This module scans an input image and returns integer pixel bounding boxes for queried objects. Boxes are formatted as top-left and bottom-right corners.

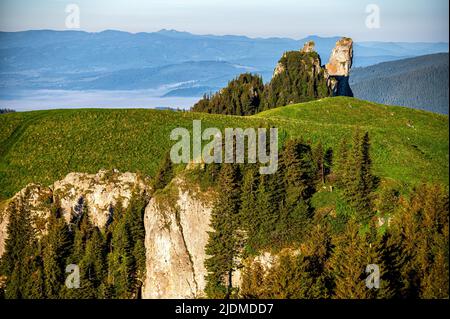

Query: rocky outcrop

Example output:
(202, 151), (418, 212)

(142, 178), (214, 298)
(273, 53), (287, 78)
(326, 37), (353, 77)
(269, 37), (354, 107)
(301, 40), (315, 54)
(273, 41), (321, 77)
(53, 170), (151, 228)
(325, 37), (354, 96)
(0, 170), (151, 258)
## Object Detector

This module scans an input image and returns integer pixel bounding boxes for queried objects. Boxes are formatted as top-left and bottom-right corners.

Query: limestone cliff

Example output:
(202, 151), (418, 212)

(0, 170), (151, 258)
(53, 170), (150, 228)
(141, 177), (215, 299)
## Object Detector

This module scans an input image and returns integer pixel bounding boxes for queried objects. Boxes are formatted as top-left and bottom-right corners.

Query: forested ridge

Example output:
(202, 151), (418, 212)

(351, 53), (449, 114)
(192, 50), (331, 115)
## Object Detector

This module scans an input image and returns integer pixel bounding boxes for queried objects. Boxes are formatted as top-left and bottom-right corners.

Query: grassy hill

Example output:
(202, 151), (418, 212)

(0, 97), (448, 200)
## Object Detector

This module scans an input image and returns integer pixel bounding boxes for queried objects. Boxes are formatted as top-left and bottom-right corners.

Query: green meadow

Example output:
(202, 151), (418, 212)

(0, 97), (448, 200)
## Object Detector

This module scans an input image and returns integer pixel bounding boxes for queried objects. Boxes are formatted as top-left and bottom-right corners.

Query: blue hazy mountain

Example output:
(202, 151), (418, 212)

(350, 53), (449, 114)
(0, 29), (448, 96)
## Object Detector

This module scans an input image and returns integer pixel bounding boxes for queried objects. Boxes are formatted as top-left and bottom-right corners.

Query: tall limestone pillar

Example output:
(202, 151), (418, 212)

(326, 37), (354, 97)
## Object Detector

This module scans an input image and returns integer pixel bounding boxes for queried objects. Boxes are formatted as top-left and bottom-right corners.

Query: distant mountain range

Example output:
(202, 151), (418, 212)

(0, 29), (448, 97)
(351, 53), (449, 114)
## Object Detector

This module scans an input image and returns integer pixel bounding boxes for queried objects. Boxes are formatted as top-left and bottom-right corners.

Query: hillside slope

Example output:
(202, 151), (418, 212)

(0, 97), (448, 200)
(350, 53), (449, 114)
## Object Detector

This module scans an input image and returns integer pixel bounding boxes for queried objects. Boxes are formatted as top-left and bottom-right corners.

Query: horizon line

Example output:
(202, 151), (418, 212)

(0, 28), (448, 44)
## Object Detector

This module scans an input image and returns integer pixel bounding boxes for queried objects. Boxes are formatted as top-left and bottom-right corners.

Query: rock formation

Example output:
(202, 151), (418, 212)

(269, 37), (354, 108)
(0, 170), (151, 258)
(301, 40), (315, 54)
(325, 37), (354, 96)
(272, 52), (287, 78)
(141, 177), (214, 298)
(53, 170), (151, 228)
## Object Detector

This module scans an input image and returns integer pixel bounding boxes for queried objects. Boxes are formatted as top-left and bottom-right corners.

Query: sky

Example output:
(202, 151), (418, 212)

(0, 0), (448, 42)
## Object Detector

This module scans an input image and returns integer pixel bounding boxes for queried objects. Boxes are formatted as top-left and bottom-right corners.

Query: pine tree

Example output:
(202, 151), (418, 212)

(254, 173), (282, 248)
(205, 164), (241, 298)
(263, 254), (302, 299)
(298, 219), (333, 298)
(125, 195), (147, 295)
(282, 140), (316, 204)
(64, 206), (101, 299)
(240, 261), (265, 299)
(340, 130), (377, 222)
(153, 151), (174, 191)
(1, 197), (40, 299)
(328, 219), (389, 299)
(277, 139), (315, 243)
(108, 217), (134, 298)
(42, 205), (72, 298)
(239, 167), (259, 246)
(312, 141), (325, 185)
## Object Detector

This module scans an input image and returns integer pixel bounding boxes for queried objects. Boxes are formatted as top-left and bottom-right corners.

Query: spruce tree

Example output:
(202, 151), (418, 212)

(312, 141), (325, 185)
(328, 218), (390, 299)
(240, 262), (265, 299)
(42, 205), (72, 298)
(239, 167), (259, 247)
(153, 151), (174, 191)
(205, 164), (241, 298)
(340, 130), (376, 222)
(1, 197), (40, 299)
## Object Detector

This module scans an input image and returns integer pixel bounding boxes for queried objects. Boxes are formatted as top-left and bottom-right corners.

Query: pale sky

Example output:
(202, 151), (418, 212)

(0, 0), (448, 42)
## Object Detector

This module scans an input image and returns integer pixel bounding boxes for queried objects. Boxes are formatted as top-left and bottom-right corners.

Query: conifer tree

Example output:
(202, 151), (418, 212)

(389, 184), (449, 298)
(240, 261), (265, 299)
(153, 151), (174, 191)
(340, 130), (376, 222)
(108, 216), (134, 298)
(125, 195), (147, 294)
(328, 218), (390, 299)
(205, 164), (241, 298)
(239, 167), (259, 244)
(1, 198), (40, 299)
(263, 254), (302, 299)
(254, 173), (283, 248)
(277, 139), (315, 243)
(42, 205), (72, 298)
(312, 141), (325, 185)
